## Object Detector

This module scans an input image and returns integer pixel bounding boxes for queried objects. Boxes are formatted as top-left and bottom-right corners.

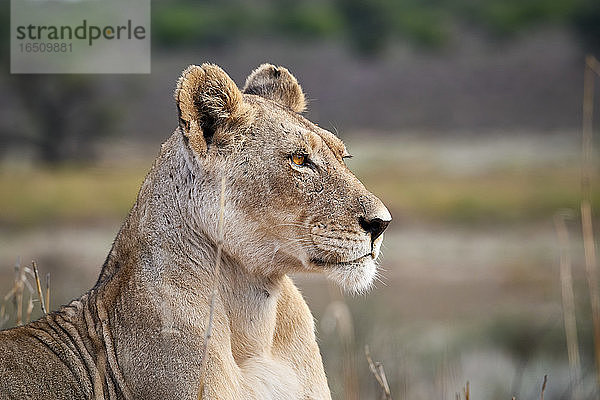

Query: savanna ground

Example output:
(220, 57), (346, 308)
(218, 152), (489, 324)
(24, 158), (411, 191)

(1, 132), (598, 399)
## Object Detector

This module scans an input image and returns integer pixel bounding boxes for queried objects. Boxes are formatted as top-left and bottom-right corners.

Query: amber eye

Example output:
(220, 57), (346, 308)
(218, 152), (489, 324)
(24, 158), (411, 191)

(292, 154), (306, 166)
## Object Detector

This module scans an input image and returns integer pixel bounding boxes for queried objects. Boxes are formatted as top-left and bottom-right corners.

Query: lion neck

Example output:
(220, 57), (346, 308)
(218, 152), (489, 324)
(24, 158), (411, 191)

(98, 131), (284, 362)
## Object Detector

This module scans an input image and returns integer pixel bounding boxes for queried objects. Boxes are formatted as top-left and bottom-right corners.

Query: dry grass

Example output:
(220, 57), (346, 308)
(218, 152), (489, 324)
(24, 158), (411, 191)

(321, 294), (359, 399)
(32, 261), (47, 314)
(582, 55), (600, 387)
(198, 176), (226, 399)
(540, 375), (548, 400)
(554, 212), (582, 399)
(1, 260), (49, 329)
(365, 345), (392, 400)
(455, 382), (469, 400)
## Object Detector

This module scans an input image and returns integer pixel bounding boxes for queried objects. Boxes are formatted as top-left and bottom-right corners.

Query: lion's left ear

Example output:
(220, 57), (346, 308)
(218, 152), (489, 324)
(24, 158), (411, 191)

(174, 63), (248, 155)
(243, 64), (306, 113)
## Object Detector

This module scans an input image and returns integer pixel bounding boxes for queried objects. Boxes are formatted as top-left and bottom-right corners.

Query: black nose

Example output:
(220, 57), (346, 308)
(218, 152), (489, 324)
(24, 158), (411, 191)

(359, 217), (390, 242)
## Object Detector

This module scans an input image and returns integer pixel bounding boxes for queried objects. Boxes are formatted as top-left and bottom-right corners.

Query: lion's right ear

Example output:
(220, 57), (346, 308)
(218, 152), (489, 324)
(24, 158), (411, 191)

(174, 64), (246, 155)
(242, 64), (306, 113)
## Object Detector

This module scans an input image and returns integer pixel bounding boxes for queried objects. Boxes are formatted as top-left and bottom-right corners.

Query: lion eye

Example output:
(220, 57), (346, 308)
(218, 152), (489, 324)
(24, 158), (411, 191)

(292, 154), (306, 166)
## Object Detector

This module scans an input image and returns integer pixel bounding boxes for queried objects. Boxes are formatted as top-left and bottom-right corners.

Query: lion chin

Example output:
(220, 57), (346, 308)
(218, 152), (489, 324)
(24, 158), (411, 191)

(325, 255), (378, 295)
(307, 231), (385, 295)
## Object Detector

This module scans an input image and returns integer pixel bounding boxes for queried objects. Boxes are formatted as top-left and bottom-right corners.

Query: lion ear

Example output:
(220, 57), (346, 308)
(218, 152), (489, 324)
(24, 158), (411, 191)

(174, 64), (246, 155)
(242, 64), (306, 113)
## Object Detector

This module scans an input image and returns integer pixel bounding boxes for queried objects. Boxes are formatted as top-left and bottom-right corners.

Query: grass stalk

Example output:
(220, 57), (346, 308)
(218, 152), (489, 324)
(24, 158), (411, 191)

(540, 375), (548, 400)
(365, 345), (392, 400)
(14, 261), (24, 325)
(554, 212), (582, 398)
(32, 261), (47, 314)
(324, 285), (359, 400)
(582, 55), (600, 387)
(25, 293), (33, 323)
(45, 273), (50, 313)
(0, 303), (6, 329)
(198, 176), (226, 399)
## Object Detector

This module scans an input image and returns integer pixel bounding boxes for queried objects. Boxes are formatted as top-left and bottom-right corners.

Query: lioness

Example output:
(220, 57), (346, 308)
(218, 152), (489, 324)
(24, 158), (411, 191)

(0, 63), (391, 399)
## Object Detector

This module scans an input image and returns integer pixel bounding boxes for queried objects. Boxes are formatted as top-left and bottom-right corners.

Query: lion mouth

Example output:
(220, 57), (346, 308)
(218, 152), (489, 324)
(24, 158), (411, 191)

(310, 253), (373, 267)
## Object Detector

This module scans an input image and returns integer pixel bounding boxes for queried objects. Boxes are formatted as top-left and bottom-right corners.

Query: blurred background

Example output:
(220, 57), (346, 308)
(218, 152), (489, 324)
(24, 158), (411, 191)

(1, 0), (600, 399)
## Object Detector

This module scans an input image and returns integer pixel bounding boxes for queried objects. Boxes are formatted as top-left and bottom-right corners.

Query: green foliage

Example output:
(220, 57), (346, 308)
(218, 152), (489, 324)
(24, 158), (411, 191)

(275, 3), (344, 38)
(151, 0), (598, 54)
(457, 0), (580, 36)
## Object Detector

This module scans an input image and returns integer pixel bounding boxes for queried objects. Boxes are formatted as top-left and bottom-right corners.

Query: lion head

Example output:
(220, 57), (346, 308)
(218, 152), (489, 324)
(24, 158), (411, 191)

(173, 63), (391, 294)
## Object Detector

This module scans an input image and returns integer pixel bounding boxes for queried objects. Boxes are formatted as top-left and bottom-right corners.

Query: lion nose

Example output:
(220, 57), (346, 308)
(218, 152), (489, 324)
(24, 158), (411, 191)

(359, 210), (391, 243)
(359, 217), (390, 242)
(358, 195), (392, 243)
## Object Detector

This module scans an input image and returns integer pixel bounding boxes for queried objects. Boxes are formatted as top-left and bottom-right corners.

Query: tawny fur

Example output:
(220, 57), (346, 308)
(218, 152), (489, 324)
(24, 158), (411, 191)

(0, 63), (390, 399)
